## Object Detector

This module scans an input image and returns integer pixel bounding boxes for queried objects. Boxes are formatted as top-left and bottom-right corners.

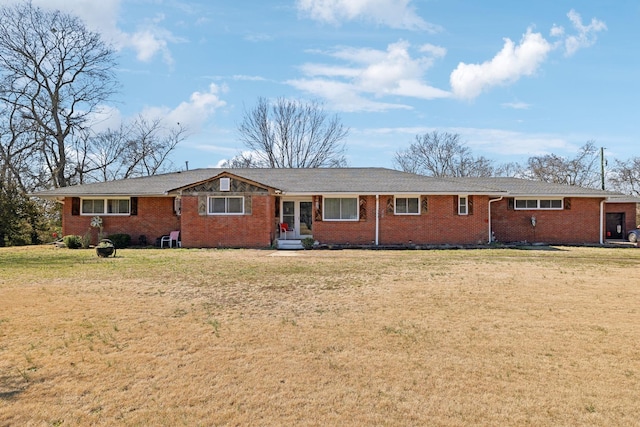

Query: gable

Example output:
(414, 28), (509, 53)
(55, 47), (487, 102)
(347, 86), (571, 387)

(179, 175), (270, 195)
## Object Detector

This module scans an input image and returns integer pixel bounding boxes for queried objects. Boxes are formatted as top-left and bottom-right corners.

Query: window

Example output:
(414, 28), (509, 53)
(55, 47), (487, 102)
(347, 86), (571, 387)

(81, 198), (129, 215)
(108, 199), (130, 214)
(395, 197), (420, 215)
(208, 196), (244, 214)
(458, 196), (468, 215)
(515, 199), (563, 210)
(324, 197), (358, 220)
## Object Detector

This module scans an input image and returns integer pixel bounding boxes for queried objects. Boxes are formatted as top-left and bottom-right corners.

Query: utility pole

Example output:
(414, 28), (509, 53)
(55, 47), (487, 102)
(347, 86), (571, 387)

(600, 147), (606, 190)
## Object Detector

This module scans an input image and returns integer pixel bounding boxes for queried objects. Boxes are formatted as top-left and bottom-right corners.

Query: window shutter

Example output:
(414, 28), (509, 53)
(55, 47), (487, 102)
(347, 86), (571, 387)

(454, 196), (459, 215)
(198, 196), (207, 215)
(564, 198), (571, 210)
(359, 196), (367, 221)
(421, 196), (428, 214)
(71, 197), (80, 215)
(130, 197), (138, 216)
(507, 198), (514, 210)
(314, 196), (322, 222)
(386, 196), (394, 214)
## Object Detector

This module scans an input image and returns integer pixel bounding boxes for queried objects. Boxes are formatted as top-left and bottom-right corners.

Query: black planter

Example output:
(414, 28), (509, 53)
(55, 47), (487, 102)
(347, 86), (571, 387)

(96, 239), (116, 257)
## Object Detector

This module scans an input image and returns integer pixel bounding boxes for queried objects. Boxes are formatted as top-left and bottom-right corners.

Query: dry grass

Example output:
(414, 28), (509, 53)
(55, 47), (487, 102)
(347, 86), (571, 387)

(1, 245), (639, 426)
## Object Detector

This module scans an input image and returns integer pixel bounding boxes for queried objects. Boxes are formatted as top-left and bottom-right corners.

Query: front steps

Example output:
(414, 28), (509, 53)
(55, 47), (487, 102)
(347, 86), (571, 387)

(276, 239), (303, 250)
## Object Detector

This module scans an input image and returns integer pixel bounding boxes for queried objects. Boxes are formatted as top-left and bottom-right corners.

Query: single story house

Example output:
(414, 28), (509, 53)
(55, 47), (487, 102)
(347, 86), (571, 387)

(33, 168), (639, 249)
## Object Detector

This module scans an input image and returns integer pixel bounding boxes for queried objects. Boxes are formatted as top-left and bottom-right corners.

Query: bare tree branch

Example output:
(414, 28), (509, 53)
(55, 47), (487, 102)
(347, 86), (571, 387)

(394, 131), (495, 177)
(0, 1), (118, 188)
(236, 97), (348, 168)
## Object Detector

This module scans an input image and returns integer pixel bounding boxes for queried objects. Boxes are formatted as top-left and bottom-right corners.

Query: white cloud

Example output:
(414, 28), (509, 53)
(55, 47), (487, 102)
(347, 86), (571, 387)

(501, 102), (531, 110)
(84, 84), (227, 136)
(563, 9), (607, 56)
(87, 105), (124, 133)
(420, 43), (447, 57)
(455, 128), (574, 156)
(296, 0), (440, 32)
(450, 29), (552, 100)
(362, 125), (577, 158)
(232, 75), (267, 82)
(290, 40), (450, 111)
(449, 10), (605, 100)
(287, 78), (412, 112)
(141, 84), (227, 132)
(126, 24), (182, 65)
(23, 0), (121, 34)
(13, 0), (182, 65)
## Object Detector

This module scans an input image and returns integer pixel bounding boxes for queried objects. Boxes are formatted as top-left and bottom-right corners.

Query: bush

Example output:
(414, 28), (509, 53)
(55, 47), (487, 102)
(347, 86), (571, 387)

(63, 235), (83, 249)
(301, 237), (315, 250)
(107, 233), (131, 249)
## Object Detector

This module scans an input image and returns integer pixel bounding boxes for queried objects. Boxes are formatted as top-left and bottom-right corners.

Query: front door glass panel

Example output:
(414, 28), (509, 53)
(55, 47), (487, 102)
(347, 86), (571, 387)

(282, 201), (295, 235)
(299, 201), (312, 235)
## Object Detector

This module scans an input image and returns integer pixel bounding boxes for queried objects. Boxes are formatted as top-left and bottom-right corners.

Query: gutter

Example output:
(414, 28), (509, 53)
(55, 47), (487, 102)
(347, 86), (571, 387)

(488, 197), (503, 243)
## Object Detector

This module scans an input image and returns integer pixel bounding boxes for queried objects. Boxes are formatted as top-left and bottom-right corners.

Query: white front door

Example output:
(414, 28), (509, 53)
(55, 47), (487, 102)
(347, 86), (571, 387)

(281, 199), (313, 238)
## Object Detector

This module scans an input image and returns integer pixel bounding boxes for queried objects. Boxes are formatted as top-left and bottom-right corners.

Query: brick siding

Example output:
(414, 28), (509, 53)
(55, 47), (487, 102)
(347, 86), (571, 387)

(491, 197), (603, 244)
(61, 193), (629, 248)
(312, 195), (490, 245)
(62, 196), (180, 245)
(179, 195), (274, 248)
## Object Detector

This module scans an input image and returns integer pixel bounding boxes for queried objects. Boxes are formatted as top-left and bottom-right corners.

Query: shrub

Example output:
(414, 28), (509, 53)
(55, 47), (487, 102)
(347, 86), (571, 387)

(81, 231), (91, 249)
(301, 237), (315, 250)
(107, 233), (131, 249)
(63, 235), (83, 249)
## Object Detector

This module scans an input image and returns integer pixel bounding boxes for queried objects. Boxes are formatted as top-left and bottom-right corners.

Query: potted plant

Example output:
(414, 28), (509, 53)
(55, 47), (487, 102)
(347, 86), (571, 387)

(96, 239), (116, 257)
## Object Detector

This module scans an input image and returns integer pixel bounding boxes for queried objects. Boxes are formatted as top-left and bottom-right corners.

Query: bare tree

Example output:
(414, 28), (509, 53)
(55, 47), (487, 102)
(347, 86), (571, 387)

(609, 157), (640, 196)
(236, 97), (348, 168)
(521, 141), (600, 187)
(73, 116), (187, 183)
(394, 131), (495, 177)
(0, 1), (117, 188)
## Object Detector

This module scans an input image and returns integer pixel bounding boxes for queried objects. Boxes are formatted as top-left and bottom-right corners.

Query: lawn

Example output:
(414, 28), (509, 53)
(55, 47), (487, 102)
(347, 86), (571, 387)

(1, 245), (639, 426)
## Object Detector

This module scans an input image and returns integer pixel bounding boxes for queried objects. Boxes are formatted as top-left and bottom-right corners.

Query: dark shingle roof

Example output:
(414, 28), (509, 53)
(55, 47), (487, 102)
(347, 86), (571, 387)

(31, 168), (633, 199)
(447, 177), (622, 197)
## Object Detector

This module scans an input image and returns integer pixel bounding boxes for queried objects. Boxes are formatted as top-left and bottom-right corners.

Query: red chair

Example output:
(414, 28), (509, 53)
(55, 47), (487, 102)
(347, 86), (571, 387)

(279, 223), (294, 239)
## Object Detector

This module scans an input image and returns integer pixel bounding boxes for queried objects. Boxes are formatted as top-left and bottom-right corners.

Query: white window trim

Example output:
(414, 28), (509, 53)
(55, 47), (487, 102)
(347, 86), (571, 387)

(323, 196), (359, 221)
(80, 198), (131, 216)
(394, 196), (420, 215)
(514, 198), (563, 210)
(458, 195), (468, 216)
(207, 196), (245, 215)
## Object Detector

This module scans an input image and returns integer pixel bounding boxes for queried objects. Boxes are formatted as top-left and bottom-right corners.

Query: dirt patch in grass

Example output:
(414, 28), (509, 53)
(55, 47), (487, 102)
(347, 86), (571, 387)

(1, 245), (639, 426)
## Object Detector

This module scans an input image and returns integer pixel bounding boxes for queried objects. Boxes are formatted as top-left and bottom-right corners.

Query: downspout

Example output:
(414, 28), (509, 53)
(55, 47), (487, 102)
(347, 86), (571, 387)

(600, 199), (605, 245)
(488, 197), (503, 243)
(375, 194), (380, 246)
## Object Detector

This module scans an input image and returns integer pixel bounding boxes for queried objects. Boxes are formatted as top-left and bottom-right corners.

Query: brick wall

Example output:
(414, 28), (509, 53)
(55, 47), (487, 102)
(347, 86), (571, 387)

(312, 195), (490, 246)
(179, 195), (274, 248)
(62, 197), (180, 245)
(491, 197), (603, 244)
(62, 193), (623, 248)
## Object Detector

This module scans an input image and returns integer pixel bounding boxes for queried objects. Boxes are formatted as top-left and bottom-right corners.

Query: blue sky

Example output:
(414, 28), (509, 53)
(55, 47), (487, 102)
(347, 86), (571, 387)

(9, 0), (640, 170)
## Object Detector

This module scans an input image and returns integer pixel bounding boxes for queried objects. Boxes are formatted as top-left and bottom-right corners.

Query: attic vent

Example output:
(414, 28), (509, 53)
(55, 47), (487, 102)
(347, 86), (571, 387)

(220, 177), (230, 191)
